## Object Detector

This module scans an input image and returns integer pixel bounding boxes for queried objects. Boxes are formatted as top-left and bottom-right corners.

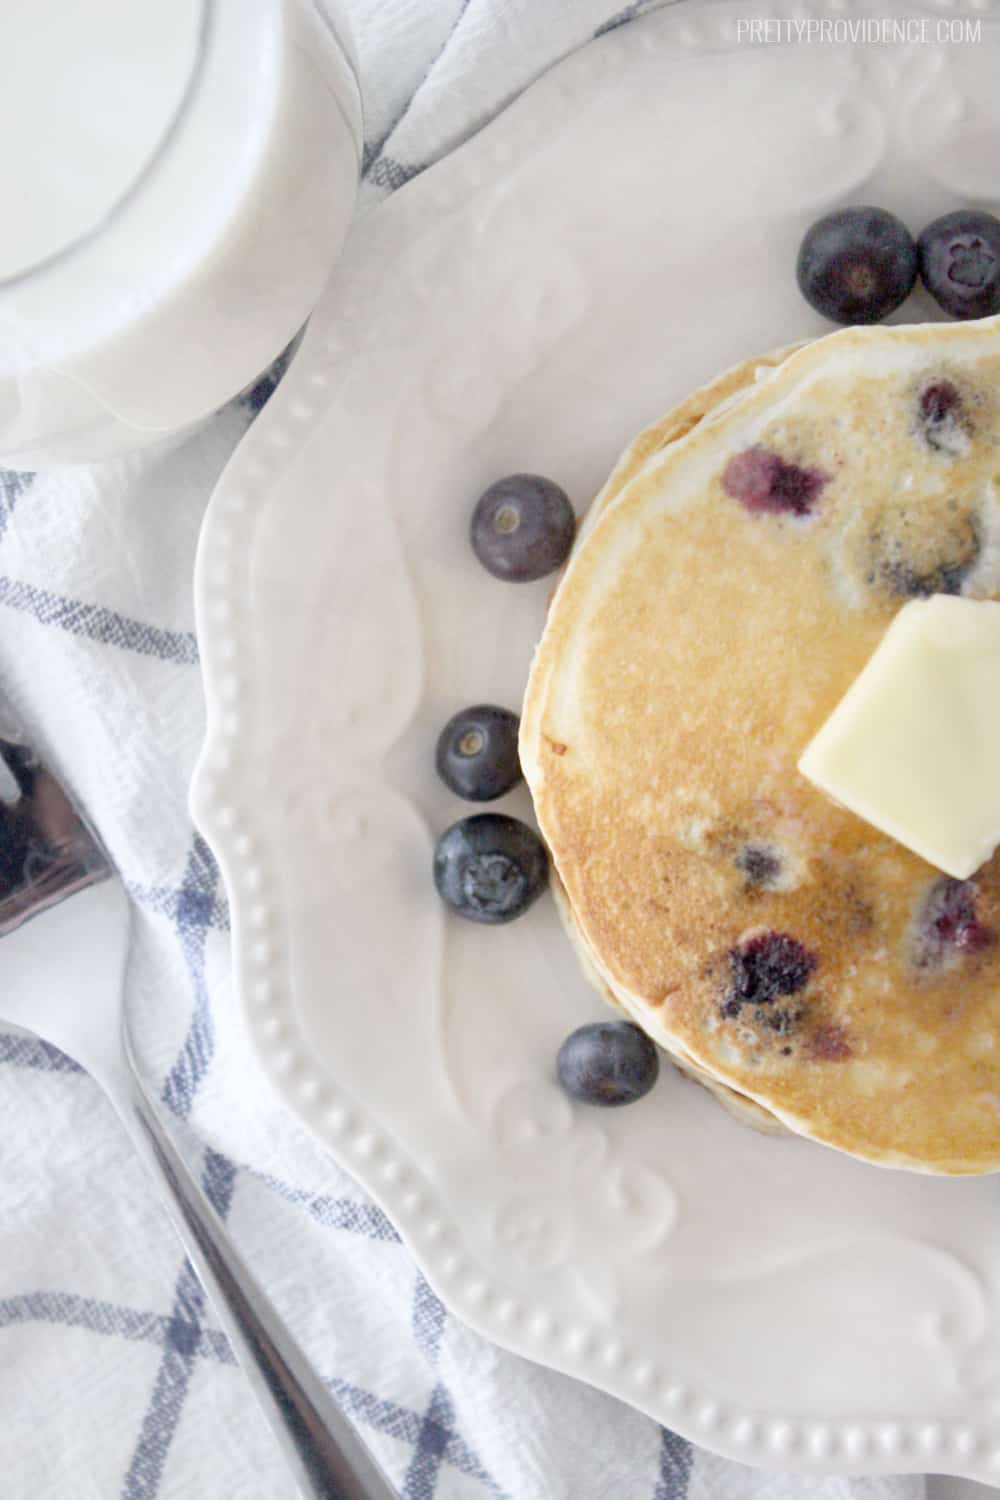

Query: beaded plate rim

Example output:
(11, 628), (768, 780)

(192, 1), (1000, 1481)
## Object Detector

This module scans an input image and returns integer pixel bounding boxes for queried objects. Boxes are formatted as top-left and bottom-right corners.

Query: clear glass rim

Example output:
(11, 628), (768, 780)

(0, 0), (214, 293)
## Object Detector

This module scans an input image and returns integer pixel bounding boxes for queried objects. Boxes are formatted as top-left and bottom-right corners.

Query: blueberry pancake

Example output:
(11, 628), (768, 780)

(551, 342), (806, 1138)
(522, 315), (1000, 1174)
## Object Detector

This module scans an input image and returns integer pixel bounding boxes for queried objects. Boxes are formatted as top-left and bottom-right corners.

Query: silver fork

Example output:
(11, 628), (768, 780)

(0, 736), (397, 1500)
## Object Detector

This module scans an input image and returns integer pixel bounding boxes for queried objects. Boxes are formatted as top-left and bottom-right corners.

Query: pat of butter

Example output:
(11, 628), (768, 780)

(798, 595), (1000, 880)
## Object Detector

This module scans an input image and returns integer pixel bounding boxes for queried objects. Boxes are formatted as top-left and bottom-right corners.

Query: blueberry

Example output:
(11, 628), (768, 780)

(721, 448), (828, 517)
(796, 206), (917, 325)
(917, 380), (969, 456)
(435, 705), (521, 802)
(736, 843), (783, 889)
(557, 1021), (659, 1107)
(876, 520), (979, 598)
(914, 877), (992, 968)
(433, 813), (547, 923)
(919, 381), (962, 427)
(918, 210), (1000, 320)
(722, 931), (817, 1019)
(868, 498), (980, 601)
(470, 474), (575, 581)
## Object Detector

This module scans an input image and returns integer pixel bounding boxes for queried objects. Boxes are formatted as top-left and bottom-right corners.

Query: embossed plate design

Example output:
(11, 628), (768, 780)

(192, 1), (1000, 1482)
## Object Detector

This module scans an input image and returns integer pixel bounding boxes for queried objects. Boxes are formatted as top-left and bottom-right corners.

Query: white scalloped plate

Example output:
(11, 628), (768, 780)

(192, 1), (1000, 1483)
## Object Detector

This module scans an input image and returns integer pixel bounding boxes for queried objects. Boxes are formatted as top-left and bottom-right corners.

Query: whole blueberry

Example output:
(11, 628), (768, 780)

(918, 210), (1000, 320)
(557, 1021), (660, 1107)
(470, 474), (576, 582)
(796, 206), (917, 325)
(433, 813), (547, 923)
(435, 705), (521, 802)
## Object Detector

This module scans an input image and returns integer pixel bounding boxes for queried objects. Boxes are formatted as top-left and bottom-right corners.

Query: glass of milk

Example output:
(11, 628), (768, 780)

(0, 0), (361, 467)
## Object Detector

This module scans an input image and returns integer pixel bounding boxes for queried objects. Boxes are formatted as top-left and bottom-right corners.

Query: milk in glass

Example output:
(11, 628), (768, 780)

(0, 0), (360, 465)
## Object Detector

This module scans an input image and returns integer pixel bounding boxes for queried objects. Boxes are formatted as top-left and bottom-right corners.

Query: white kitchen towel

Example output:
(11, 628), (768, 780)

(0, 3), (935, 1497)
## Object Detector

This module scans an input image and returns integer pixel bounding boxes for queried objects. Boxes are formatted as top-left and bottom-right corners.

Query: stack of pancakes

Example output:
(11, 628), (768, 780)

(521, 317), (1000, 1174)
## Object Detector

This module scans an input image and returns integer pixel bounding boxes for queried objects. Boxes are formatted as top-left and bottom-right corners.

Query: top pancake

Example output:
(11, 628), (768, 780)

(521, 316), (1000, 1174)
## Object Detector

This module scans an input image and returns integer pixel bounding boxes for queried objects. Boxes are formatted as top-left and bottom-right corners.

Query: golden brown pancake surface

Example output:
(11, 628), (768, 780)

(522, 318), (1000, 1174)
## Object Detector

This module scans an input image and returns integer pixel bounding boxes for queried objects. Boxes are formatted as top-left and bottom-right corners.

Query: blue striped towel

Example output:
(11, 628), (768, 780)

(0, 2), (938, 1496)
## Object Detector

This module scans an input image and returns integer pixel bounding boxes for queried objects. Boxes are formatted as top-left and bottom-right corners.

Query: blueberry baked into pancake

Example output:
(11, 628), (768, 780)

(521, 315), (1000, 1174)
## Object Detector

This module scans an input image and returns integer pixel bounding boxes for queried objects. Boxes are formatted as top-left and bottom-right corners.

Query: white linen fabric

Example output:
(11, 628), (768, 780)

(0, 3), (937, 1496)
